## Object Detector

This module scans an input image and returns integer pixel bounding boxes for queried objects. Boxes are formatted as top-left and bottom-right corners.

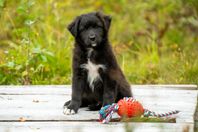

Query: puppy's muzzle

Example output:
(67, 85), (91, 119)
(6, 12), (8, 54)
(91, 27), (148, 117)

(88, 34), (97, 47)
(89, 34), (96, 41)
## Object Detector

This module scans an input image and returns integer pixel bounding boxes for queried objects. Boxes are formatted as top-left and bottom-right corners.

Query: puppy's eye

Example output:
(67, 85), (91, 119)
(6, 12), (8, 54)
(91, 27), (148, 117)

(90, 24), (96, 28)
(79, 27), (84, 33)
(97, 25), (103, 28)
(79, 25), (89, 32)
(93, 25), (102, 28)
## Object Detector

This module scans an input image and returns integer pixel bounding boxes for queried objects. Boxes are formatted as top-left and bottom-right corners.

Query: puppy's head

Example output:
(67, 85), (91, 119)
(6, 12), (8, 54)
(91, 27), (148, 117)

(67, 12), (111, 48)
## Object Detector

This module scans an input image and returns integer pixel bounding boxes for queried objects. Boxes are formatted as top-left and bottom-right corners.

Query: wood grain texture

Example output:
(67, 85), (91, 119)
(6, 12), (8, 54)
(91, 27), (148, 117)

(0, 85), (197, 132)
(0, 122), (194, 132)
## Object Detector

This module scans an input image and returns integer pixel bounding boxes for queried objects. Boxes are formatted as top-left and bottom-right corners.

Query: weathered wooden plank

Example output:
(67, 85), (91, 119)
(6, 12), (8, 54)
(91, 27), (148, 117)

(0, 105), (194, 123)
(133, 84), (197, 90)
(0, 85), (197, 125)
(0, 85), (196, 95)
(0, 85), (197, 132)
(0, 122), (194, 132)
(0, 85), (71, 95)
(0, 95), (195, 108)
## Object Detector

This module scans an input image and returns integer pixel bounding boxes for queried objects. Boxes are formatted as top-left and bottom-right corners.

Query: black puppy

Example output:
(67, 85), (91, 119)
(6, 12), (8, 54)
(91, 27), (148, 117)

(63, 12), (132, 115)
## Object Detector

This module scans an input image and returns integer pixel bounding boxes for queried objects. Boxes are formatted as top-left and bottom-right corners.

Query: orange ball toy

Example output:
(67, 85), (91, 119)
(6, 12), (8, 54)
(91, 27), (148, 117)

(99, 97), (180, 124)
(117, 98), (144, 117)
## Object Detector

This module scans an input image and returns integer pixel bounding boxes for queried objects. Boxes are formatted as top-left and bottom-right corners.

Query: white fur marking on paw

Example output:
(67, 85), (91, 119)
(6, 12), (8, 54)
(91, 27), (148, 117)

(71, 110), (75, 114)
(63, 107), (75, 115)
(63, 107), (68, 115)
(80, 59), (106, 91)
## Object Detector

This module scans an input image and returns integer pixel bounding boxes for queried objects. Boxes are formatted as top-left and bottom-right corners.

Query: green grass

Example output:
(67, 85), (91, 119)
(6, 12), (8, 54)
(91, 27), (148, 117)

(0, 0), (197, 85)
(121, 117), (176, 123)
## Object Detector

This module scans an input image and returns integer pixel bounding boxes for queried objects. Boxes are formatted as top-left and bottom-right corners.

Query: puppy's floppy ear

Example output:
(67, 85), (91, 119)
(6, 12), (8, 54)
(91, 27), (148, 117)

(96, 12), (112, 31)
(67, 16), (81, 37)
(103, 15), (112, 30)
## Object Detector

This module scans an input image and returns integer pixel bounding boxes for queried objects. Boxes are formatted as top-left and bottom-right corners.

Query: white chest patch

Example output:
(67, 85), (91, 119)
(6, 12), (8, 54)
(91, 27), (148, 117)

(80, 59), (106, 91)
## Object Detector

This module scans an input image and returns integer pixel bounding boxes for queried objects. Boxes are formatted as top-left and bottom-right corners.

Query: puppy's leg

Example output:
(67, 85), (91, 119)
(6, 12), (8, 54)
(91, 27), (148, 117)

(102, 79), (116, 106)
(116, 79), (132, 102)
(63, 100), (71, 107)
(63, 77), (85, 115)
(64, 98), (89, 110)
(88, 103), (102, 110)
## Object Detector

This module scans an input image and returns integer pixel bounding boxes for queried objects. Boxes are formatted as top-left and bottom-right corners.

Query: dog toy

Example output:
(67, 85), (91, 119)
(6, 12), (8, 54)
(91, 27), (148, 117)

(99, 97), (180, 124)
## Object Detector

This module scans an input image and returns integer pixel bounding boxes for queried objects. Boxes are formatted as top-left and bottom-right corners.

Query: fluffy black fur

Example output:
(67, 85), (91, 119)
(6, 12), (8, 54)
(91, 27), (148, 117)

(63, 12), (132, 113)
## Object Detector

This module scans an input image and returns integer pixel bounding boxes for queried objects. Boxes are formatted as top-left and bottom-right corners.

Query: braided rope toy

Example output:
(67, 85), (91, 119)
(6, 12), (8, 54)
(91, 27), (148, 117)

(99, 97), (180, 124)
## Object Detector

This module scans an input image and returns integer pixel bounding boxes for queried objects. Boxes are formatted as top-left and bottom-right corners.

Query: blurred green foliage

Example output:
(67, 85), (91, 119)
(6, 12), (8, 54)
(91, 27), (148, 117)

(0, 0), (197, 85)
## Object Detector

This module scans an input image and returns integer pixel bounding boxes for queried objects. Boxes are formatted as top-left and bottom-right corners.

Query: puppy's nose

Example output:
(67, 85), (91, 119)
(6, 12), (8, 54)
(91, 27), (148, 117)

(89, 34), (95, 41)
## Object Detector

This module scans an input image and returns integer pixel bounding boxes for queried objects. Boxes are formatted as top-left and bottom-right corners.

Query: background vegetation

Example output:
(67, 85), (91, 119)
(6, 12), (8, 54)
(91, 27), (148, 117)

(0, 0), (197, 85)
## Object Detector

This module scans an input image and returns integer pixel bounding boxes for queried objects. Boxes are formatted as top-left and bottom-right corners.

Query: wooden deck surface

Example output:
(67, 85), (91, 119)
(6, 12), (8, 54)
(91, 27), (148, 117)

(0, 85), (197, 132)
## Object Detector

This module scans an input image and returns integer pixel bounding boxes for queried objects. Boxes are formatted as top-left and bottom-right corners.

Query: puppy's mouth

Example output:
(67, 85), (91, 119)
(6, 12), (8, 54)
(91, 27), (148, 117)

(91, 43), (97, 47)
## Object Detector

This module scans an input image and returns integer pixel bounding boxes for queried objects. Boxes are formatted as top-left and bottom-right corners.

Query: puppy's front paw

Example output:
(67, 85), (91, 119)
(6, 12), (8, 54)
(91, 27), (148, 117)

(63, 101), (79, 115)
(63, 107), (76, 115)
